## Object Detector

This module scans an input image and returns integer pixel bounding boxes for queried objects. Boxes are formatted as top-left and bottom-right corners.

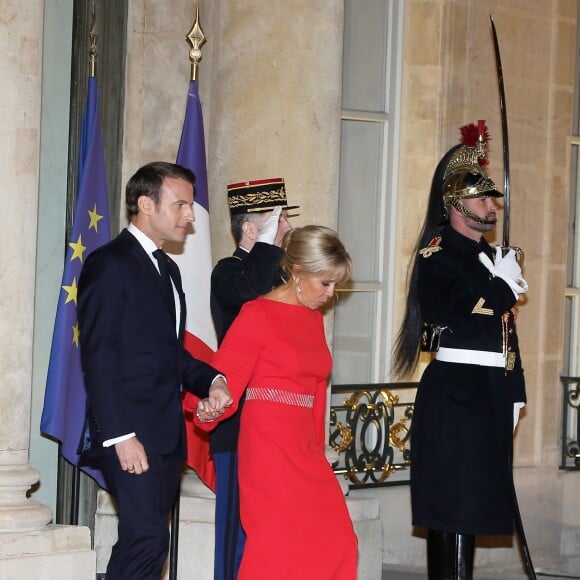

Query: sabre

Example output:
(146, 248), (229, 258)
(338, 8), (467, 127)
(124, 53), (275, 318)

(490, 16), (535, 579)
(490, 16), (524, 261)
(490, 15), (511, 248)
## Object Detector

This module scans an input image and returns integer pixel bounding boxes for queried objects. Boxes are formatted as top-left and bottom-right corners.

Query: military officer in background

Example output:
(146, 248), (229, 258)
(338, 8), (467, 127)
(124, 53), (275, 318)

(210, 178), (298, 580)
(392, 123), (528, 579)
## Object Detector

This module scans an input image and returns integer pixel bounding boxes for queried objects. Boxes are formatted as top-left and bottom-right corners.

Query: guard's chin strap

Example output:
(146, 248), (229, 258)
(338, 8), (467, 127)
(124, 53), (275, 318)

(449, 198), (496, 225)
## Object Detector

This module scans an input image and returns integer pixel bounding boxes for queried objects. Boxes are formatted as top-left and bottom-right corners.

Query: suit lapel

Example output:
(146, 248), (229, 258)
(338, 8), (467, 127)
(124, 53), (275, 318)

(121, 230), (180, 330)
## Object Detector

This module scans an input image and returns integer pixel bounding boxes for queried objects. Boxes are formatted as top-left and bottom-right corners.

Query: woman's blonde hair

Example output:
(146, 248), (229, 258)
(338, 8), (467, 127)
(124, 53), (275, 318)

(281, 225), (352, 282)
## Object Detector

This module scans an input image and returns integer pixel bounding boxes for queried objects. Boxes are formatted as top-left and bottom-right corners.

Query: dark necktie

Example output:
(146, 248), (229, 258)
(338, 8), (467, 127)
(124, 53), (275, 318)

(153, 249), (176, 321)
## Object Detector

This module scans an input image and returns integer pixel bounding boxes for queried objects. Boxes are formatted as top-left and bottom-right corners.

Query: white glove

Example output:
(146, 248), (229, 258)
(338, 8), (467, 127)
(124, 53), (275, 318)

(494, 246), (522, 281)
(478, 250), (528, 300)
(257, 206), (282, 244)
(513, 402), (525, 432)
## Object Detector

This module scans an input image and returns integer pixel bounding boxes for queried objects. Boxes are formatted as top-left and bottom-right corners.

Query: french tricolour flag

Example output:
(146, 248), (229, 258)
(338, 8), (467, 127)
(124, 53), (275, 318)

(170, 79), (217, 490)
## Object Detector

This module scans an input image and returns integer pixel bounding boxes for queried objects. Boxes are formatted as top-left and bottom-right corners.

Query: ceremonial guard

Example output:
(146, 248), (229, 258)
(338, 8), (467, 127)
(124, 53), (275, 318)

(393, 123), (528, 579)
(210, 178), (297, 579)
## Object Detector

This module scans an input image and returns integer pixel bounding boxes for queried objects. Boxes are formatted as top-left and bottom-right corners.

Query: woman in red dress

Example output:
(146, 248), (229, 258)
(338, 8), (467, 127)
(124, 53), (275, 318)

(196, 225), (358, 580)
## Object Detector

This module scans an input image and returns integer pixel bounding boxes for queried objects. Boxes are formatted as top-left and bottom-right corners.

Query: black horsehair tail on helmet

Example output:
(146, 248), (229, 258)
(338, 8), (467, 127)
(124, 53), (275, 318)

(391, 146), (454, 378)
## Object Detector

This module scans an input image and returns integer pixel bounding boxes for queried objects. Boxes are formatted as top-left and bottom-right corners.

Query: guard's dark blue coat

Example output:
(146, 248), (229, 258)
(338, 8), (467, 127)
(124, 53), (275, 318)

(411, 225), (526, 535)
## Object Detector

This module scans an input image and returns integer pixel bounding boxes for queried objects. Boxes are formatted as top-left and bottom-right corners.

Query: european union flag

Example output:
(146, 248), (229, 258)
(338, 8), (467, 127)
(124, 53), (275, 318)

(41, 76), (110, 489)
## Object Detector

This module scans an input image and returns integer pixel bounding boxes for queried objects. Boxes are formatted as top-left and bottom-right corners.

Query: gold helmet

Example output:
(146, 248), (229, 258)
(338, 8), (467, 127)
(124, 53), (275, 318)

(442, 120), (503, 204)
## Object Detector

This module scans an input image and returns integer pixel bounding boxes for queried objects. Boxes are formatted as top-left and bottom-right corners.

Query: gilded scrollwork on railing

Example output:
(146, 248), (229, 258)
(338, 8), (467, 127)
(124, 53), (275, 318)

(329, 383), (418, 488)
(332, 421), (354, 453)
(561, 377), (580, 469)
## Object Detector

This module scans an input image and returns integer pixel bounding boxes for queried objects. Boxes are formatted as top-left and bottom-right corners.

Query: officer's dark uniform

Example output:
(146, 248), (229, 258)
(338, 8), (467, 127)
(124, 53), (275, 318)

(211, 244), (284, 346)
(411, 224), (526, 536)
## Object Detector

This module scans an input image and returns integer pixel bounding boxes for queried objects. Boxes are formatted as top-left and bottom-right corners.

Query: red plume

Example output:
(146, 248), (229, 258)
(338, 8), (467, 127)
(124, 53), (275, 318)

(459, 120), (490, 167)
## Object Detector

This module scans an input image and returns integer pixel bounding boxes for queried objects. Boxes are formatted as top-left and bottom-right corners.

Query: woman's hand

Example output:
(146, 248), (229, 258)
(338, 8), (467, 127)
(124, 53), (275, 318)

(196, 400), (215, 423)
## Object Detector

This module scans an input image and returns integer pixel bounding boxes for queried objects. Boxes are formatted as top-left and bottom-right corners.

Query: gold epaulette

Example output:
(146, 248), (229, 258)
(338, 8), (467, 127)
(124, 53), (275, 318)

(419, 236), (442, 258)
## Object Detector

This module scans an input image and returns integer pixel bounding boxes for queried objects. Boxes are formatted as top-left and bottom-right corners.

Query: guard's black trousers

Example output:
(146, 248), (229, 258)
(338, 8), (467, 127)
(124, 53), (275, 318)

(427, 530), (475, 580)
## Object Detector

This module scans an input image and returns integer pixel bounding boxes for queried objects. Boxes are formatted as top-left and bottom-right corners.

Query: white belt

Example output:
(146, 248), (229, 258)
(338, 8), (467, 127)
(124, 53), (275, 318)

(435, 347), (505, 368)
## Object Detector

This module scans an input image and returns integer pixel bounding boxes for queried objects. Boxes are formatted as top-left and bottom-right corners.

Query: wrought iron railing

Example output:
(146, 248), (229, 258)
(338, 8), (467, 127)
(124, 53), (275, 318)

(329, 382), (418, 488)
(560, 376), (580, 469)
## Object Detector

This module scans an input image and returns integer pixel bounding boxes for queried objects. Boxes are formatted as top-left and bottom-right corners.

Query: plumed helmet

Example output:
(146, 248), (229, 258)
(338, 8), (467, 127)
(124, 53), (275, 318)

(442, 120), (503, 204)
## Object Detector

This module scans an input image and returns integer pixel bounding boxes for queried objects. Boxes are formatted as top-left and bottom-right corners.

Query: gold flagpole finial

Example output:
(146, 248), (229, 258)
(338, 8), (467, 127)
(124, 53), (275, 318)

(88, 3), (98, 78)
(186, 4), (206, 81)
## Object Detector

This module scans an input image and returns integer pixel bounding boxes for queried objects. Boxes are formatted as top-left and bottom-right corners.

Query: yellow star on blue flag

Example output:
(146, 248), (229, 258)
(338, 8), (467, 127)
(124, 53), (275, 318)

(69, 235), (87, 263)
(61, 277), (78, 305)
(88, 203), (103, 232)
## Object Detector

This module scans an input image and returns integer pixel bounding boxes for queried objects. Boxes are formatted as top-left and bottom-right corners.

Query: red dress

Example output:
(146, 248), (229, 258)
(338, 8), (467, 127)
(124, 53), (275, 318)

(198, 297), (358, 580)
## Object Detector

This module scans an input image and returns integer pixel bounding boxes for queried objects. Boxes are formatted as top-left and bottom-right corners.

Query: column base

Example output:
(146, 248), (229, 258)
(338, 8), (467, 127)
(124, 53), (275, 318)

(0, 464), (52, 531)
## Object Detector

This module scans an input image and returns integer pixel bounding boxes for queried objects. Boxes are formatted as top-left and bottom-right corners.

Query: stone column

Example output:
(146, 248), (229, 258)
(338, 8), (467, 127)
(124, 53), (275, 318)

(0, 0), (52, 533)
(0, 2), (94, 577)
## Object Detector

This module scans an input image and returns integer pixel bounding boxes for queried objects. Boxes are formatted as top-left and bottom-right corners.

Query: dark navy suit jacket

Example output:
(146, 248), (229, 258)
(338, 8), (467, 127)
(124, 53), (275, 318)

(78, 228), (219, 458)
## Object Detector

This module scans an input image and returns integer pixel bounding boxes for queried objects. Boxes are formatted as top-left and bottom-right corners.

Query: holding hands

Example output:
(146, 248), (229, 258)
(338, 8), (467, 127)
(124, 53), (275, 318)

(196, 377), (233, 423)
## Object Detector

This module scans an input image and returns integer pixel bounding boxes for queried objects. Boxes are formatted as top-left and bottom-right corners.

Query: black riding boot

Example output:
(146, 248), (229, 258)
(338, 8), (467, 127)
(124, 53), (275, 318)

(427, 530), (475, 580)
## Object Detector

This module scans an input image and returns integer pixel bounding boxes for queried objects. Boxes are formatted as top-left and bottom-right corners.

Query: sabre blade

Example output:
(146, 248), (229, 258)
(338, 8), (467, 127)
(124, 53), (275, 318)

(490, 15), (511, 248)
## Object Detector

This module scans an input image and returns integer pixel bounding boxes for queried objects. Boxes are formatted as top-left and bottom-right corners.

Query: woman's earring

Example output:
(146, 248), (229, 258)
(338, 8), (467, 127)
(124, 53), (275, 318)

(293, 277), (303, 304)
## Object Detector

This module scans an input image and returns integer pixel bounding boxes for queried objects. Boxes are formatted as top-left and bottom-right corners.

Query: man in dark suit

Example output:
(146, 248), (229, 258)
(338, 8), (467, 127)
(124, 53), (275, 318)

(78, 161), (231, 580)
(209, 178), (297, 580)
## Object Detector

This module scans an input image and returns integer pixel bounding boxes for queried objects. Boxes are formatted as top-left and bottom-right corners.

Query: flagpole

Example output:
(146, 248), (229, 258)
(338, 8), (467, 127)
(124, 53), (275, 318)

(67, 7), (100, 528)
(88, 4), (97, 80)
(186, 3), (206, 82)
(169, 7), (206, 578)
